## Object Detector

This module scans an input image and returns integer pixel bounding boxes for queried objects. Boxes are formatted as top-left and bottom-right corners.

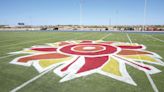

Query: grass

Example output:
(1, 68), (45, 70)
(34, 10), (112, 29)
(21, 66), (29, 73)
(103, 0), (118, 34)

(0, 31), (164, 92)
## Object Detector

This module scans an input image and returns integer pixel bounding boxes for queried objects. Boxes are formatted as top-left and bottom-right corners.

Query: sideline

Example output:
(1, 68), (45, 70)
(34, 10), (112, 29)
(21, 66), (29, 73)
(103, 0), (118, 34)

(126, 33), (159, 92)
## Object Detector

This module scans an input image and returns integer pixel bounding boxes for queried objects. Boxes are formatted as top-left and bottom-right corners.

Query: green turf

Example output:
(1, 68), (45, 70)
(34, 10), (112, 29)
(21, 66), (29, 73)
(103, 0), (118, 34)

(0, 32), (163, 92)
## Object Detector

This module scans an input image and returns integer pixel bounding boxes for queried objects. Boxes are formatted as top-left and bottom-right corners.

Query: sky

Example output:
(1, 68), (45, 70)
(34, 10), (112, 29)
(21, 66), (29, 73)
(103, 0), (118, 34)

(0, 0), (164, 25)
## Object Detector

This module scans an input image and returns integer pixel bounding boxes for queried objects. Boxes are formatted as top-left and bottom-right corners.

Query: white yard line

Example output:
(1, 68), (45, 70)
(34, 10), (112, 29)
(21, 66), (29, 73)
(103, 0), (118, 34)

(0, 54), (16, 60)
(70, 32), (95, 40)
(148, 35), (164, 43)
(10, 66), (56, 92)
(99, 33), (111, 40)
(126, 33), (132, 43)
(145, 72), (159, 92)
(126, 33), (159, 92)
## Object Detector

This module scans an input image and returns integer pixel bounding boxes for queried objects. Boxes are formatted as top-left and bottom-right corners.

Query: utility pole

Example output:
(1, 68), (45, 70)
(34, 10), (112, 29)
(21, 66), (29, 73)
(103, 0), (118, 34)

(108, 17), (111, 30)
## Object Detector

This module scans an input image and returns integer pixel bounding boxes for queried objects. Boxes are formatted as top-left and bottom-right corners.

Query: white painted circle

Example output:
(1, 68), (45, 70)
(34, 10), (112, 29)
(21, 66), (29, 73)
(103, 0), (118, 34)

(82, 46), (96, 50)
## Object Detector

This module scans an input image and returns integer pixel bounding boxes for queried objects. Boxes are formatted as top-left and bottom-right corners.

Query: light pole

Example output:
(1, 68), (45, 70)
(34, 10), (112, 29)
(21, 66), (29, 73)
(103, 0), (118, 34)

(80, 0), (83, 30)
(143, 0), (147, 31)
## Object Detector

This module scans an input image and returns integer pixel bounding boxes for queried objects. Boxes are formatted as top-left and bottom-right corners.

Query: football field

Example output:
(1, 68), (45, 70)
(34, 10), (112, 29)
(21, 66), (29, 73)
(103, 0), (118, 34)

(0, 31), (164, 92)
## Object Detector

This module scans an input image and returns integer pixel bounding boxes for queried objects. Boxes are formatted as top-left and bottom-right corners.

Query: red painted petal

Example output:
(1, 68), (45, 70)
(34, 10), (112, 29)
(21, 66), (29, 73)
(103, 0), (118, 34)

(18, 53), (69, 63)
(118, 50), (152, 55)
(77, 56), (109, 73)
(31, 48), (57, 52)
(80, 40), (93, 43)
(118, 46), (143, 49)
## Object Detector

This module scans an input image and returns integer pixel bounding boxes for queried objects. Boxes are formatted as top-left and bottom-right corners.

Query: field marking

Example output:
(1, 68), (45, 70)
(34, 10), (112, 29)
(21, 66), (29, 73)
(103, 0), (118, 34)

(99, 33), (111, 40)
(147, 35), (164, 43)
(126, 33), (159, 92)
(10, 66), (57, 92)
(145, 72), (159, 92)
(126, 33), (132, 43)
(70, 32), (97, 40)
(0, 54), (16, 60)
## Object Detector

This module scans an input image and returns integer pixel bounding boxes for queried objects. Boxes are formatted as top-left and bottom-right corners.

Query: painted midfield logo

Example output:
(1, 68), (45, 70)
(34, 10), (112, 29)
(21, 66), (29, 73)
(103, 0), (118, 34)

(9, 40), (164, 85)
